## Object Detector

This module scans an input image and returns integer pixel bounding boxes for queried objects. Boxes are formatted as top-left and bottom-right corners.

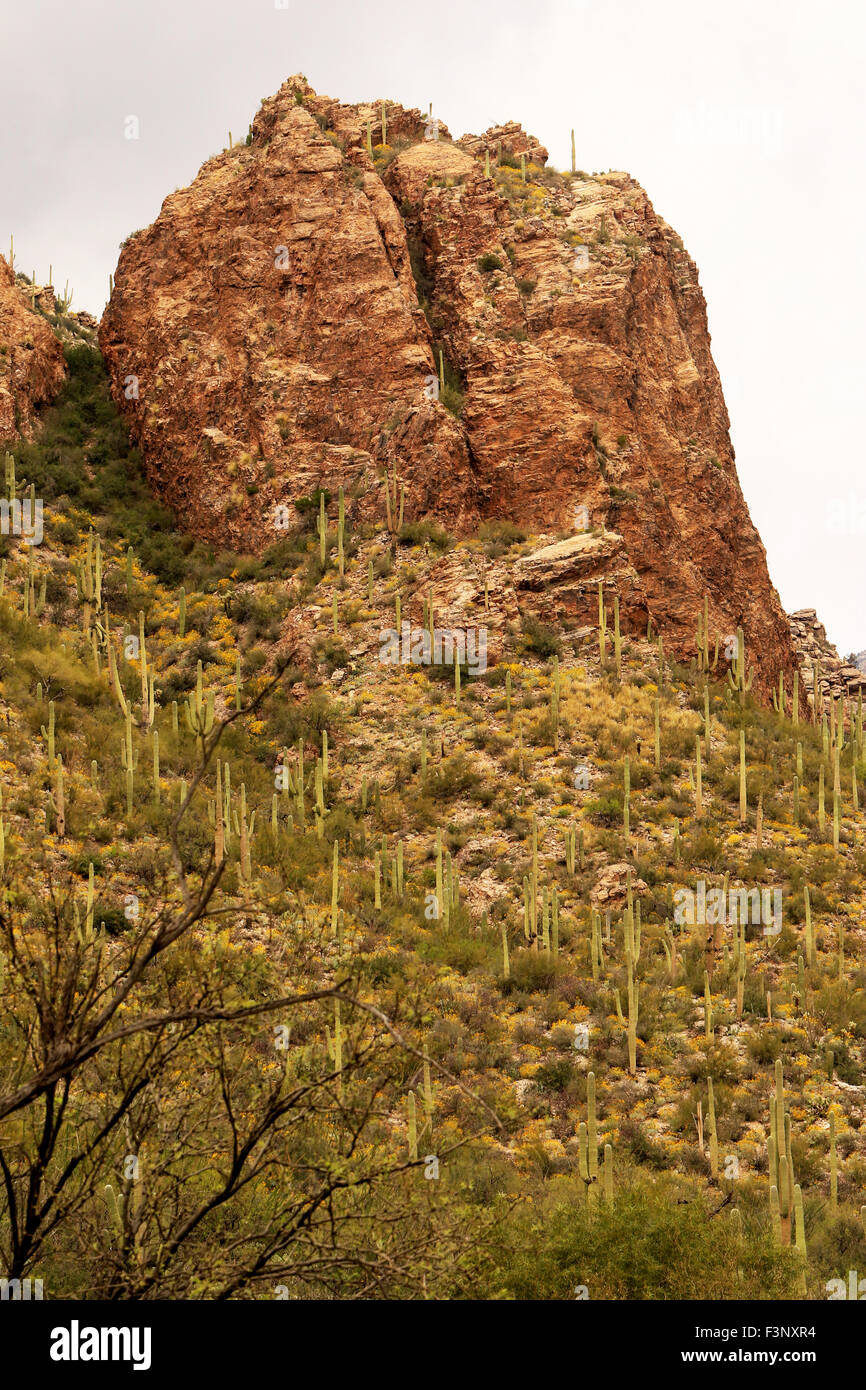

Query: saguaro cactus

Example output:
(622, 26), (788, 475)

(185, 661), (214, 738)
(829, 1109), (838, 1209)
(704, 971), (713, 1041)
(317, 492), (327, 566)
(803, 884), (814, 966)
(54, 756), (66, 837)
(215, 761), (224, 865)
(769, 1059), (792, 1224)
(654, 698), (661, 769)
(695, 736), (703, 817)
(739, 729), (747, 823)
(330, 840), (340, 935)
(587, 1071), (598, 1180)
(818, 765), (826, 835)
(337, 487), (345, 577)
(407, 1091), (418, 1161)
(728, 626), (753, 704)
(41, 700), (56, 770)
(422, 1058), (434, 1143)
(625, 949), (638, 1074)
(383, 464), (404, 536)
(707, 1078), (719, 1179)
(792, 1184), (807, 1291)
(152, 729), (160, 802)
(623, 756), (630, 838)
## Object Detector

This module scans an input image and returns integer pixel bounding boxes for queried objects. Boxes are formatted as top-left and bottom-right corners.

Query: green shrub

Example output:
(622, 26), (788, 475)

(399, 520), (452, 552)
(490, 1180), (797, 1300)
(521, 615), (561, 658)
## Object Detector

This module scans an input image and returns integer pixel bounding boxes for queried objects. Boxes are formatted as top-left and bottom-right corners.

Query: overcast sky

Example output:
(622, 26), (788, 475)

(4, 0), (863, 654)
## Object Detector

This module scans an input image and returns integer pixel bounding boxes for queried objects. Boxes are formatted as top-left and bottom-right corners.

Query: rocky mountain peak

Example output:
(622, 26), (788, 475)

(96, 77), (798, 694)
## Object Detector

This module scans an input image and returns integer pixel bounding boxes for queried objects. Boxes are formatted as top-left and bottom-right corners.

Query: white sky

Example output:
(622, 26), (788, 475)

(3, 0), (863, 655)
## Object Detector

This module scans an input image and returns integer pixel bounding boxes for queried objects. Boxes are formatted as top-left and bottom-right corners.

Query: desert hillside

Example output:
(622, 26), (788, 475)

(0, 86), (864, 1302)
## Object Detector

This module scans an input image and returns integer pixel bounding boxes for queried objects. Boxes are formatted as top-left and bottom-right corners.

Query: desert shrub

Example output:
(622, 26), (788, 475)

(478, 519), (526, 555)
(521, 615), (561, 658)
(488, 1179), (797, 1300)
(424, 754), (479, 802)
(399, 520), (452, 552)
(584, 795), (622, 827)
(505, 949), (559, 993)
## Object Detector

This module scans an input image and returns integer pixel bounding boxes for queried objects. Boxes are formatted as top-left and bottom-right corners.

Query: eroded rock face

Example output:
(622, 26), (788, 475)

(788, 609), (866, 713)
(99, 75), (797, 695)
(99, 76), (474, 553)
(591, 864), (649, 911)
(513, 531), (647, 633)
(456, 122), (549, 167)
(0, 257), (66, 439)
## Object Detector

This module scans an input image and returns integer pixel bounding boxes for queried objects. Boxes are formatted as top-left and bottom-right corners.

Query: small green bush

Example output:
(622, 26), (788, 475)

(521, 615), (561, 658)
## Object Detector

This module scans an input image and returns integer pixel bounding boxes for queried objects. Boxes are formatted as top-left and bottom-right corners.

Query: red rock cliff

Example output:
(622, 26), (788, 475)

(98, 74), (796, 695)
(0, 256), (66, 439)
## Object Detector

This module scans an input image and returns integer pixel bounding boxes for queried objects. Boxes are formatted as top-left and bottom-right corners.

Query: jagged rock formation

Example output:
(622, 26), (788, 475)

(455, 122), (549, 166)
(788, 609), (866, 712)
(16, 275), (99, 347)
(0, 255), (67, 438)
(99, 74), (797, 693)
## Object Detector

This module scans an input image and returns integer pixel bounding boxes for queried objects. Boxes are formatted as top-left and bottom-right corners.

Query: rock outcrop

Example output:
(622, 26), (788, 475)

(99, 74), (798, 695)
(788, 609), (866, 713)
(0, 256), (66, 438)
(456, 122), (549, 167)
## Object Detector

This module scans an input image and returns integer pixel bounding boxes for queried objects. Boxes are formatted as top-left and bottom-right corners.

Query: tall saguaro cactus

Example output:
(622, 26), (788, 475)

(739, 729), (747, 823)
(587, 1071), (599, 1180)
(728, 626), (753, 705)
